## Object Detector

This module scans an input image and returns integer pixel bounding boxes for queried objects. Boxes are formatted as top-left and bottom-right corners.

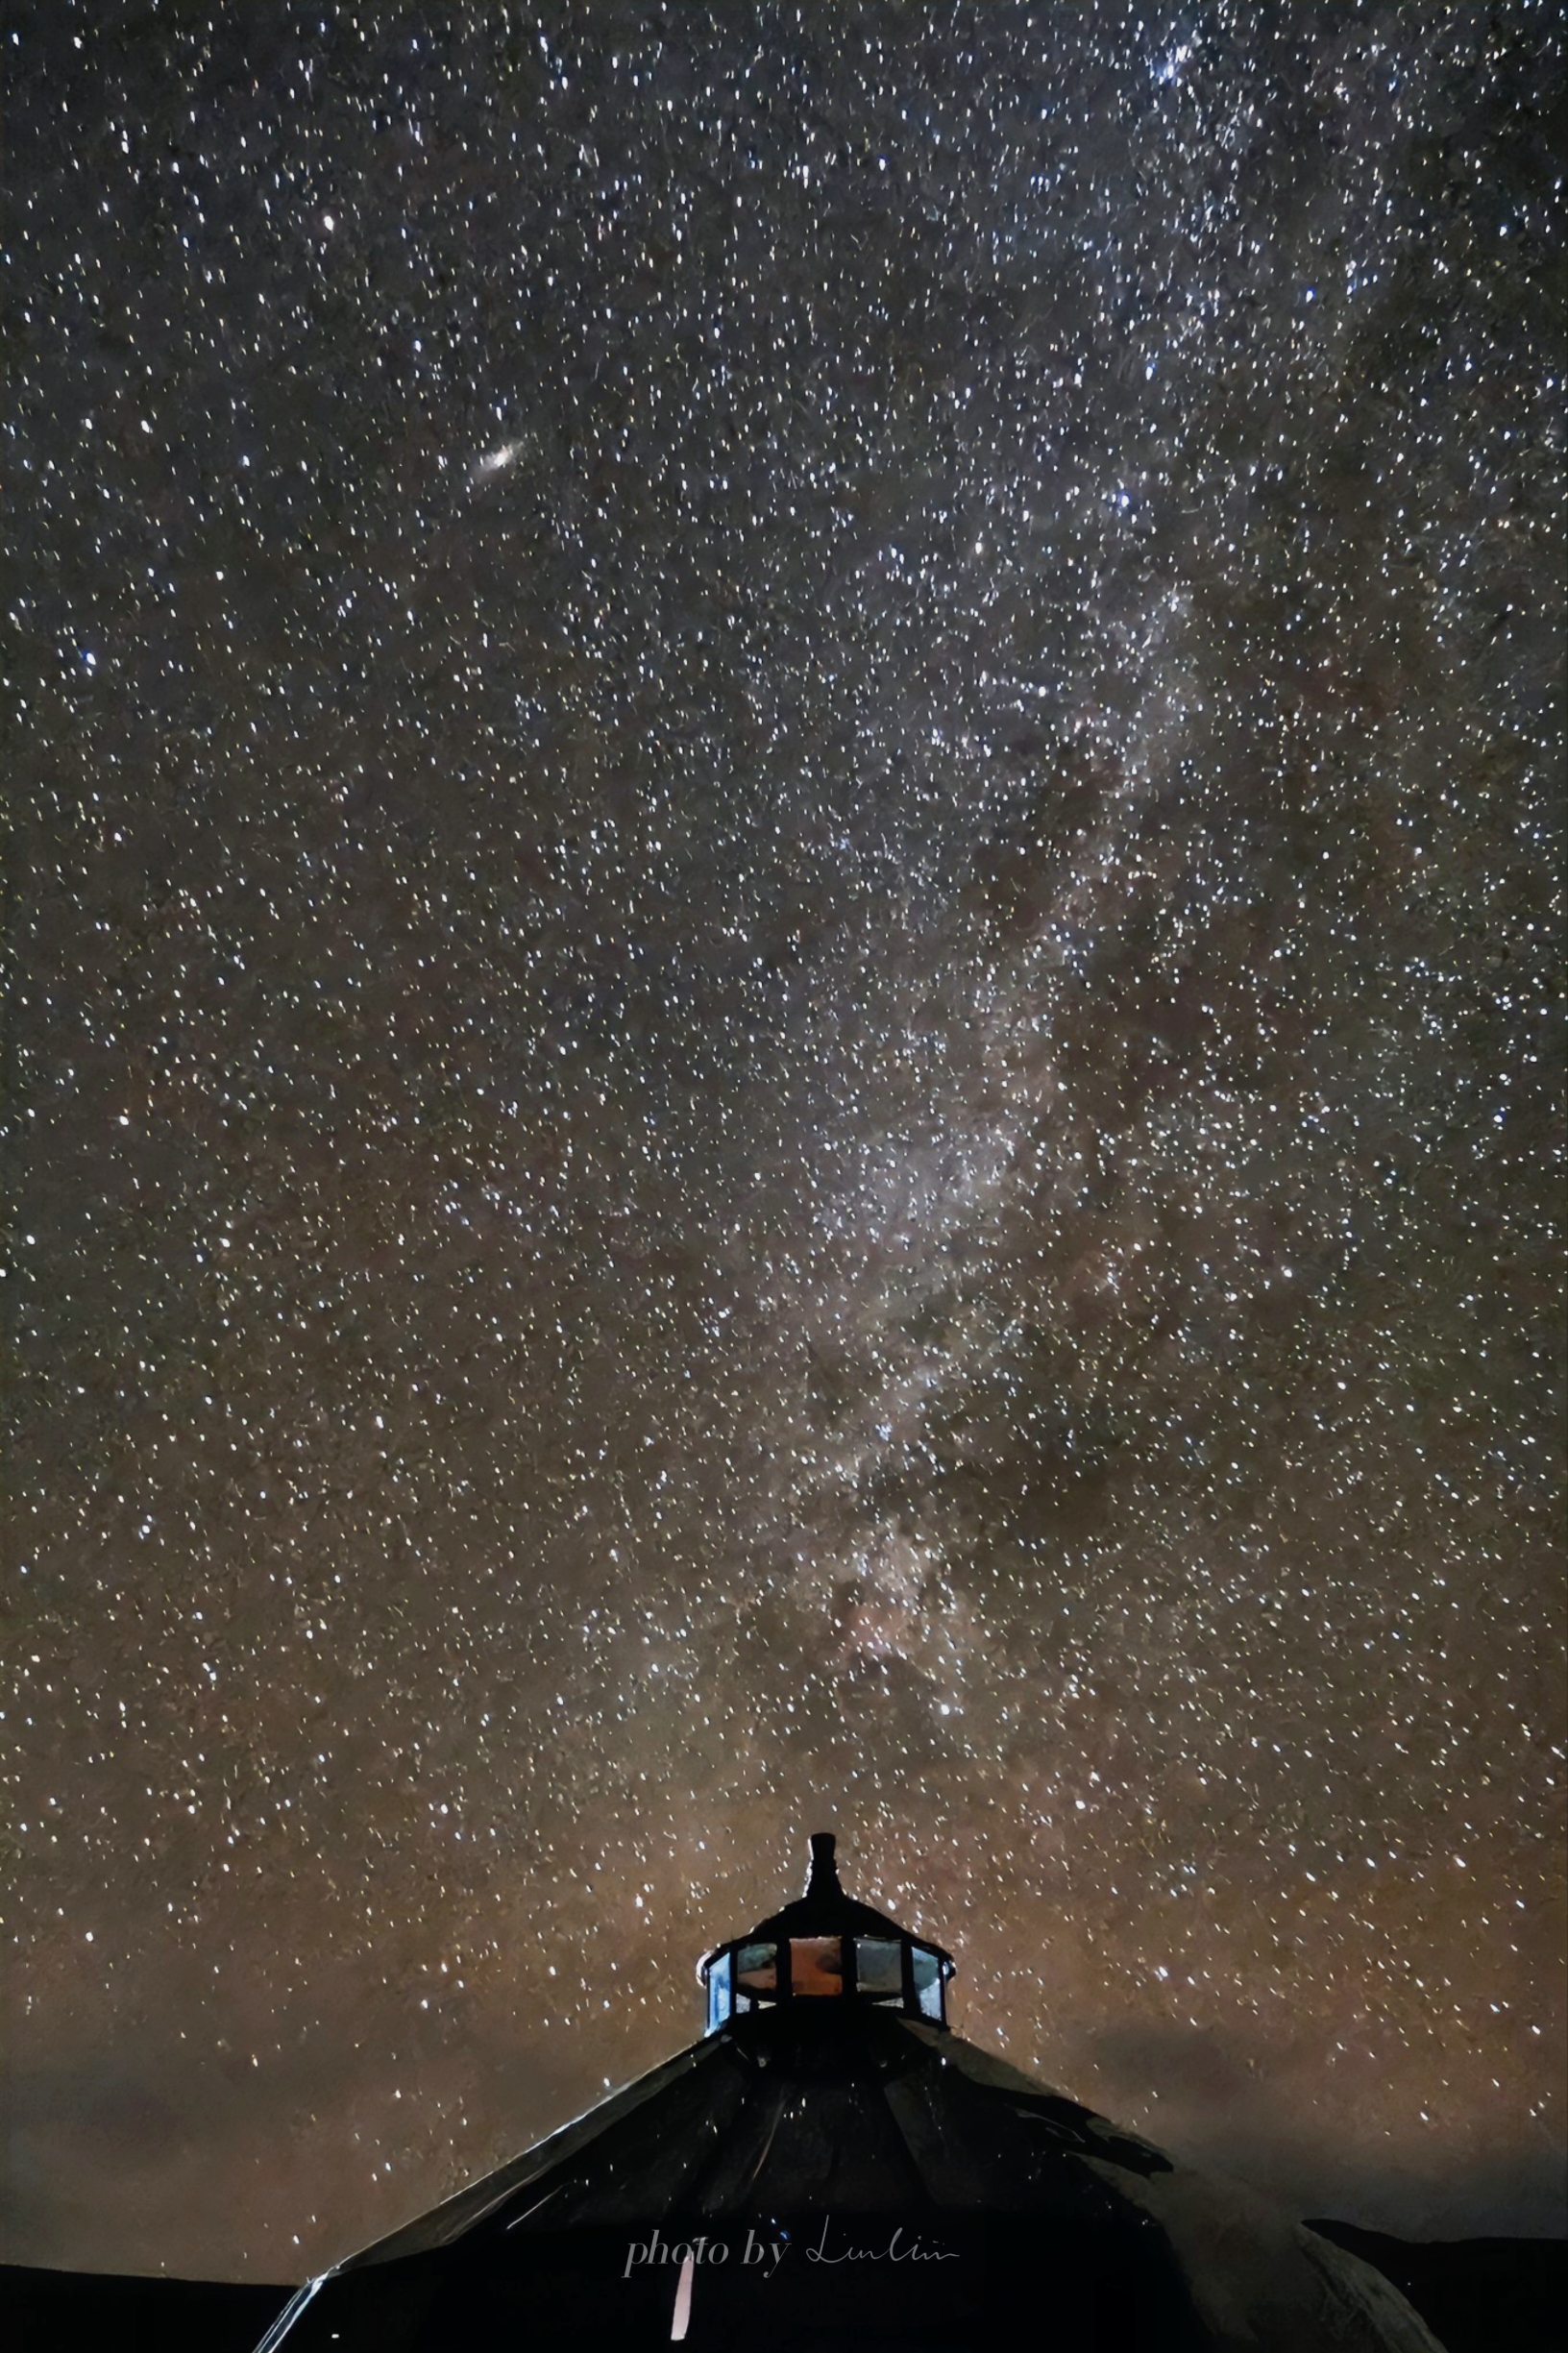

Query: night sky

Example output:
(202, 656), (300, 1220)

(8, 0), (1563, 2284)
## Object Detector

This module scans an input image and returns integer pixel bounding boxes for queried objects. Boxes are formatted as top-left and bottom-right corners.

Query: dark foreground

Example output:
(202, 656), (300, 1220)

(3, 2227), (1562, 2353)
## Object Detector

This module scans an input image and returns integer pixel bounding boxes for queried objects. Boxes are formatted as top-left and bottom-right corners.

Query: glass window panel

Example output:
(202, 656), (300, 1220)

(706, 1951), (731, 2033)
(911, 1947), (943, 2022)
(853, 1938), (903, 1998)
(790, 1936), (845, 1996)
(734, 1941), (777, 1994)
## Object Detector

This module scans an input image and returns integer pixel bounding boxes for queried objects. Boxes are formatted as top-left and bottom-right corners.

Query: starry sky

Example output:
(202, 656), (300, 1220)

(8, 0), (1564, 2285)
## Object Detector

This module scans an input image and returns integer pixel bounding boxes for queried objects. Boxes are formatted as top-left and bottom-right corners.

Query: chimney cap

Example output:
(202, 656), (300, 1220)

(723, 1829), (953, 1955)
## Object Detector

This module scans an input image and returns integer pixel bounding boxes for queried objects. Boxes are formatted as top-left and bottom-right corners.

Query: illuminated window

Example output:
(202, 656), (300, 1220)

(734, 1941), (777, 1996)
(853, 1939), (903, 1998)
(705, 1950), (731, 2033)
(912, 1947), (943, 2022)
(789, 1936), (845, 1996)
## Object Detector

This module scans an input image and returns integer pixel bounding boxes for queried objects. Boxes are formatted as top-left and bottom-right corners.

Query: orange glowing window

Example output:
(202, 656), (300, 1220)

(789, 1936), (845, 1996)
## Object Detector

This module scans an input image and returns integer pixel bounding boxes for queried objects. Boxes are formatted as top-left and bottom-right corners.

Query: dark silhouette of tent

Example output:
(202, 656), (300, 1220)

(257, 1832), (1444, 2350)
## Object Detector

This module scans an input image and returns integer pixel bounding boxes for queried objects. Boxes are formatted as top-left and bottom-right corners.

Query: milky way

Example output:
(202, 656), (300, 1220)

(8, 0), (1563, 2280)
